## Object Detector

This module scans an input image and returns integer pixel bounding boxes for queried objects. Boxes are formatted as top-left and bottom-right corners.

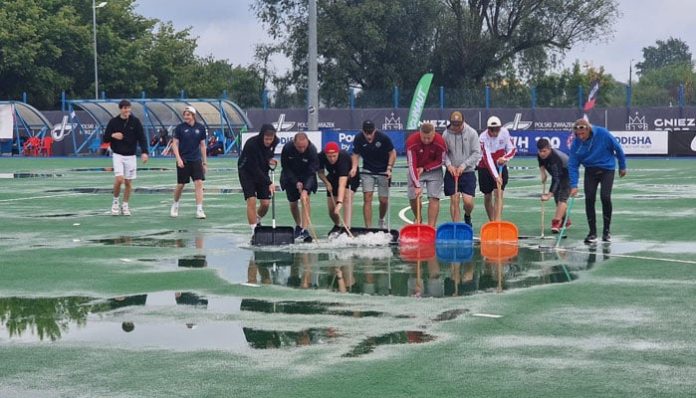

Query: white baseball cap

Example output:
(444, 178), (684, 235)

(183, 106), (196, 115)
(487, 116), (502, 128)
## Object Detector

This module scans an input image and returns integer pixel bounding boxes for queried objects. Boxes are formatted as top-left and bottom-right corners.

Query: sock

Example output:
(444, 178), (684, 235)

(122, 202), (128, 208)
(113, 197), (119, 204)
(196, 204), (203, 211)
(250, 223), (257, 231)
(172, 201), (179, 208)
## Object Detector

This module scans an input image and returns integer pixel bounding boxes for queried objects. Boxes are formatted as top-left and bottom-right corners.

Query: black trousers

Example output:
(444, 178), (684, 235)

(583, 167), (615, 235)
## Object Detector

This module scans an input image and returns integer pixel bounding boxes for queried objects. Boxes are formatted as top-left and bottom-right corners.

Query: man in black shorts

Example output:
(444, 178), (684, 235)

(170, 106), (208, 219)
(537, 138), (571, 233)
(350, 120), (396, 229)
(280, 132), (319, 241)
(238, 123), (279, 232)
(318, 141), (359, 233)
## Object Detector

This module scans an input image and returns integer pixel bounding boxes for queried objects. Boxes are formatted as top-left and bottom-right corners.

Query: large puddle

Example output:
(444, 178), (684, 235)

(85, 231), (608, 297)
(0, 293), (447, 355)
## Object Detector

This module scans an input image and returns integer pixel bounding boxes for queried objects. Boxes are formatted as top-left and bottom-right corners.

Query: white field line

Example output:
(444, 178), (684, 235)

(0, 192), (88, 203)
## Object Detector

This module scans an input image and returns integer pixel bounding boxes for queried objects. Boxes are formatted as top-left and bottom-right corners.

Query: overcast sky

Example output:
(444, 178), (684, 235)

(135, 0), (696, 84)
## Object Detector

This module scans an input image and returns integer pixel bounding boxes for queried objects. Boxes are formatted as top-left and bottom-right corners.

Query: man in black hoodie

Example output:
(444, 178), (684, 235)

(280, 132), (319, 240)
(238, 123), (279, 232)
(103, 99), (149, 216)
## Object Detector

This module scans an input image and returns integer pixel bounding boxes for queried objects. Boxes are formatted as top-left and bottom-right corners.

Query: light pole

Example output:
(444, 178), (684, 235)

(92, 1), (108, 99)
(629, 58), (635, 89)
(307, 0), (318, 130)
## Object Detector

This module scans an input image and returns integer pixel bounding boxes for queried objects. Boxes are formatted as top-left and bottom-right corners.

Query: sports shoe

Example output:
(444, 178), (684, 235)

(584, 234), (597, 244)
(564, 218), (572, 228)
(111, 202), (120, 216)
(296, 229), (311, 243)
(551, 219), (561, 233)
(378, 219), (386, 229)
(464, 214), (472, 227)
(294, 225), (303, 238)
(328, 224), (342, 236)
(121, 204), (131, 216)
(195, 209), (206, 219)
(602, 232), (611, 242)
(170, 204), (179, 218)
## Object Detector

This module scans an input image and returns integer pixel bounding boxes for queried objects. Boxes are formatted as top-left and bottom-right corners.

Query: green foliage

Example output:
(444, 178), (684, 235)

(253, 0), (620, 104)
(532, 61), (623, 108)
(0, 0), (264, 109)
(636, 37), (693, 76)
(633, 63), (696, 106)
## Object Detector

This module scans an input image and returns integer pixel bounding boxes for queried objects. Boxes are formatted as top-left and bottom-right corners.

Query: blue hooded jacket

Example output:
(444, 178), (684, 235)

(568, 125), (626, 188)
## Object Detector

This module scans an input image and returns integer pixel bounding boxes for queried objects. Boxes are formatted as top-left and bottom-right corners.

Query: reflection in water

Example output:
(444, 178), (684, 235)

(343, 331), (436, 358)
(247, 243), (600, 298)
(0, 296), (92, 341)
(240, 299), (384, 318)
(243, 327), (338, 349)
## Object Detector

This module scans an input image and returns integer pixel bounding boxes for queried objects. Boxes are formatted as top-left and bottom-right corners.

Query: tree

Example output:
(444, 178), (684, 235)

(636, 37), (693, 76)
(0, 0), (265, 108)
(633, 63), (696, 106)
(532, 61), (622, 108)
(252, 0), (620, 100)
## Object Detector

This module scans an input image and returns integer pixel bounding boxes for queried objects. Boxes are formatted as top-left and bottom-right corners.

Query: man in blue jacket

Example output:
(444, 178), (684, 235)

(568, 118), (627, 244)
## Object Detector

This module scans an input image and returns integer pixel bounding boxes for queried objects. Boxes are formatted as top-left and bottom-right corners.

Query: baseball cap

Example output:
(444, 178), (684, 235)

(487, 116), (502, 128)
(362, 120), (375, 132)
(324, 142), (340, 154)
(183, 106), (197, 115)
(450, 111), (463, 122)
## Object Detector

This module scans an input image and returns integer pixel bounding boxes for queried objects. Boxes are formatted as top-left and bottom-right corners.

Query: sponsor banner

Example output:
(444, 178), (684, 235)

(668, 131), (696, 156)
(241, 131), (322, 155)
(324, 130), (406, 155)
(509, 130), (572, 156)
(612, 131), (668, 155)
(0, 104), (14, 139)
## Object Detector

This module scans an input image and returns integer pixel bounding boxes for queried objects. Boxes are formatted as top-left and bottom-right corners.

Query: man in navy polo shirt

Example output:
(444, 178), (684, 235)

(170, 106), (208, 219)
(349, 120), (396, 229)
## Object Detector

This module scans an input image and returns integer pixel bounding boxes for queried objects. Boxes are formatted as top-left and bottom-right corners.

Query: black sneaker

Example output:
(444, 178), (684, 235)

(602, 232), (611, 242)
(293, 225), (303, 238)
(584, 234), (597, 244)
(296, 229), (311, 243)
(464, 214), (472, 227)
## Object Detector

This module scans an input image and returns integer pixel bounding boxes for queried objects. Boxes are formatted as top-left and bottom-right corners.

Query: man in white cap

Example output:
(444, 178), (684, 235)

(170, 106), (208, 219)
(477, 116), (516, 221)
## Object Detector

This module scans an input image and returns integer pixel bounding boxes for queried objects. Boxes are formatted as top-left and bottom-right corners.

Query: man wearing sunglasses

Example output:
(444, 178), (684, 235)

(442, 111), (481, 226)
(568, 118), (627, 244)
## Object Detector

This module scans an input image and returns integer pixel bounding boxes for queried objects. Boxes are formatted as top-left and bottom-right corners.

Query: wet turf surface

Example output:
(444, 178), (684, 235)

(1, 157), (696, 397)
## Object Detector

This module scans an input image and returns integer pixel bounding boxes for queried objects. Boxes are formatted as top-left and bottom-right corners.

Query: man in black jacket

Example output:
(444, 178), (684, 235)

(537, 138), (572, 233)
(103, 99), (149, 216)
(280, 132), (319, 240)
(238, 124), (279, 232)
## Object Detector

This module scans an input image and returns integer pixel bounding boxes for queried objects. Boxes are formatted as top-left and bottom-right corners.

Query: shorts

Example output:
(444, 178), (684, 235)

(281, 174), (318, 202)
(360, 172), (390, 198)
(444, 170), (476, 197)
(477, 166), (508, 194)
(239, 170), (271, 200)
(325, 175), (360, 197)
(112, 153), (137, 179)
(408, 168), (443, 199)
(176, 159), (205, 184)
(553, 178), (571, 204)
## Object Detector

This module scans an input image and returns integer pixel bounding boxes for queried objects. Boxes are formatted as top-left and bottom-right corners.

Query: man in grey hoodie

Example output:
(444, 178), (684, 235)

(442, 111), (482, 226)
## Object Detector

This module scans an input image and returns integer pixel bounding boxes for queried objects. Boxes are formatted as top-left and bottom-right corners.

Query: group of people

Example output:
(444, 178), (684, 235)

(104, 100), (627, 244)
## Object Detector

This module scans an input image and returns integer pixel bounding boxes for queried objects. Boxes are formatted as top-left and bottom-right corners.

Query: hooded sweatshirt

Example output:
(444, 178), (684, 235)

(442, 124), (481, 173)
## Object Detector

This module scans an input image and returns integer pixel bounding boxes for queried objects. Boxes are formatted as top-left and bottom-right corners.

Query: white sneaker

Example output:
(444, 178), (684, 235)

(170, 204), (179, 218)
(196, 209), (206, 219)
(111, 203), (120, 216)
(378, 219), (386, 229)
(121, 205), (131, 216)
